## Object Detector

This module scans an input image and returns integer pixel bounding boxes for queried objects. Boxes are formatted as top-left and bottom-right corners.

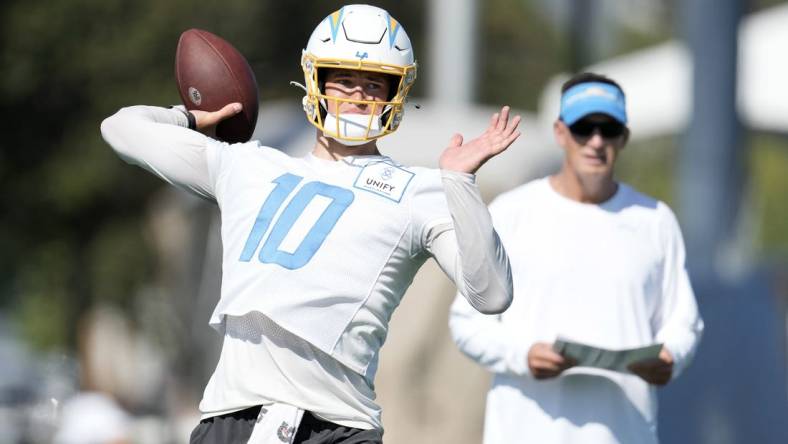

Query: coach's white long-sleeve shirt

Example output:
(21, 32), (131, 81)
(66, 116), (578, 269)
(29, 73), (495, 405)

(450, 177), (703, 444)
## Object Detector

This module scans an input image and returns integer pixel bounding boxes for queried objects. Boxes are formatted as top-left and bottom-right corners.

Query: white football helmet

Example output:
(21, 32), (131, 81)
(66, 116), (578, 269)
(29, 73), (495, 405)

(300, 5), (417, 145)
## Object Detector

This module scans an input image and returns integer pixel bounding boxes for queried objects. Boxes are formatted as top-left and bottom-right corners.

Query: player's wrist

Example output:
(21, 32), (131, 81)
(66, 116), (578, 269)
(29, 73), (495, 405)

(168, 105), (197, 130)
(440, 169), (476, 183)
(185, 110), (197, 130)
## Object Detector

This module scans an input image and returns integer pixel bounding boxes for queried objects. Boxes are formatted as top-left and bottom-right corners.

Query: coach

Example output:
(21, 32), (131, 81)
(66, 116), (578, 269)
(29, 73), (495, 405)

(449, 72), (704, 444)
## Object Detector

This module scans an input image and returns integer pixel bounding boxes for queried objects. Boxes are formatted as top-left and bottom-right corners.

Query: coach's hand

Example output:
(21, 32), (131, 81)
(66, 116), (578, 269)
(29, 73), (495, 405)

(439, 106), (521, 174)
(191, 103), (243, 137)
(528, 342), (575, 380)
(628, 347), (674, 386)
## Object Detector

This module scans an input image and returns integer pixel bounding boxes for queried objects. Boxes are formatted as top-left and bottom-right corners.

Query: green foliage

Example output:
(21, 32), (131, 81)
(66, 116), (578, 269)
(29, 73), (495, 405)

(614, 23), (672, 58)
(615, 133), (788, 257)
(478, 0), (566, 109)
(15, 242), (73, 350)
(750, 134), (788, 254)
(615, 136), (677, 207)
(751, 0), (788, 12)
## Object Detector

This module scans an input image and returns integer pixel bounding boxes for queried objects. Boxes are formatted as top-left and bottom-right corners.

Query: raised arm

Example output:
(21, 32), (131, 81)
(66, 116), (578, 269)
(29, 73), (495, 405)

(100, 103), (242, 200)
(445, 190), (526, 376)
(428, 172), (512, 314)
(426, 106), (522, 314)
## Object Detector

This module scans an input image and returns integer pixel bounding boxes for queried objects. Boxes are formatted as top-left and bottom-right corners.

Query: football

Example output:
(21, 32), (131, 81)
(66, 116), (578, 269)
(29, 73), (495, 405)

(175, 29), (259, 143)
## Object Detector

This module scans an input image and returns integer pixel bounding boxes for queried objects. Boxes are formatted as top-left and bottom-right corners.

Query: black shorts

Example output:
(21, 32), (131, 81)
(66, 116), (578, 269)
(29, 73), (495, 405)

(190, 405), (382, 444)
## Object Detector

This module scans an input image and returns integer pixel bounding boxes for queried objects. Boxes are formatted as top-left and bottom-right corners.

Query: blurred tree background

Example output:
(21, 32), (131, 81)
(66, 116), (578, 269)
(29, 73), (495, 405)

(1, 0), (785, 381)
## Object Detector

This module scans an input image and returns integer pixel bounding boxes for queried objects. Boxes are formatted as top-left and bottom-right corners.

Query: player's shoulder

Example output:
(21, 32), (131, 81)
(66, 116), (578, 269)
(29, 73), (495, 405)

(214, 139), (295, 163)
(221, 139), (285, 155)
(386, 158), (435, 177)
(376, 157), (441, 190)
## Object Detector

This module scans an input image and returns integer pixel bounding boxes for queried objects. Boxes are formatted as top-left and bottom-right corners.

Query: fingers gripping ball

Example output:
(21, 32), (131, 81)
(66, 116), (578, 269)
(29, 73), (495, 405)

(175, 29), (259, 143)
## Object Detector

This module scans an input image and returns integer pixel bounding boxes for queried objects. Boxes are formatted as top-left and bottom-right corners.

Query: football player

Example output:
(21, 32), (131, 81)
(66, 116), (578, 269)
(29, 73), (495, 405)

(101, 5), (519, 444)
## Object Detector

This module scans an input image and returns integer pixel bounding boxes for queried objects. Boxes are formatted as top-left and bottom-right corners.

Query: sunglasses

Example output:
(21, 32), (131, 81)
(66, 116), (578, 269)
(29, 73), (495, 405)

(568, 119), (626, 138)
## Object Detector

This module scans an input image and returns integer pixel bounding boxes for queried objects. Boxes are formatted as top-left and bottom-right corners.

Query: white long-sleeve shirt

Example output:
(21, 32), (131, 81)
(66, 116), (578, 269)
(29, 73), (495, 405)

(450, 177), (703, 444)
(101, 105), (512, 430)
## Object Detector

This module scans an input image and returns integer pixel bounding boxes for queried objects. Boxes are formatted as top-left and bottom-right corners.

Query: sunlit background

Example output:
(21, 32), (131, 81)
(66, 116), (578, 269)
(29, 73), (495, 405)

(1, 0), (787, 443)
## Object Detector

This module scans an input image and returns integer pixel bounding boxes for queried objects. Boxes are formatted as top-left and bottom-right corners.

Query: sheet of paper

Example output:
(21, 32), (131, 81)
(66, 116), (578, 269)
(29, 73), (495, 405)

(553, 337), (663, 373)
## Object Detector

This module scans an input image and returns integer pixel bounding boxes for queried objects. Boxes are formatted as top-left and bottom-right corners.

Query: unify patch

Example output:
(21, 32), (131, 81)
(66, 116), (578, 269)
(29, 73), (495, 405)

(353, 161), (414, 202)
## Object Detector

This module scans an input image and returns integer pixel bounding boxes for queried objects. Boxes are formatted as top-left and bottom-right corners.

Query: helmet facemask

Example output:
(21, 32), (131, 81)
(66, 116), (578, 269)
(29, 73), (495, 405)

(301, 53), (417, 145)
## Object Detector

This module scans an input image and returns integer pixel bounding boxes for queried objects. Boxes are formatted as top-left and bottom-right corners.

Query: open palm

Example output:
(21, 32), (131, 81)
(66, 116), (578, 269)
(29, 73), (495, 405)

(439, 106), (522, 174)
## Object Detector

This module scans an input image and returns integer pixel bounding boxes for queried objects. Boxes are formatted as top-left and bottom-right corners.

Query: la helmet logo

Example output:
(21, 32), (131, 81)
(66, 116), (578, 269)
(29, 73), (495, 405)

(355, 51), (369, 60)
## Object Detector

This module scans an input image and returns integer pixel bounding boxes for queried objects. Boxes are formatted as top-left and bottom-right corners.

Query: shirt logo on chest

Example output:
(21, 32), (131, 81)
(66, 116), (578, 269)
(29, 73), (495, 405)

(353, 161), (414, 202)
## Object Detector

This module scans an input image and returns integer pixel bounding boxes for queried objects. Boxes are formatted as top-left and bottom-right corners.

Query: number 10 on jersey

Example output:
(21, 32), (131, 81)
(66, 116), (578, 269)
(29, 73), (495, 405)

(239, 173), (354, 269)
